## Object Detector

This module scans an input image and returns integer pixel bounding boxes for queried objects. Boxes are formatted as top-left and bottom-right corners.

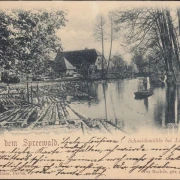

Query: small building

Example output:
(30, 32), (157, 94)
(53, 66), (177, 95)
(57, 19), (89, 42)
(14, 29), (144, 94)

(54, 48), (106, 77)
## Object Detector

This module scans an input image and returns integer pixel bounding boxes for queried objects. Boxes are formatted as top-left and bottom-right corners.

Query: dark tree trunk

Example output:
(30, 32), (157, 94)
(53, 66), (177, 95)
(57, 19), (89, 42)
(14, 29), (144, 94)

(101, 18), (104, 78)
(156, 8), (176, 84)
(177, 9), (180, 35)
(107, 18), (113, 74)
(166, 10), (180, 70)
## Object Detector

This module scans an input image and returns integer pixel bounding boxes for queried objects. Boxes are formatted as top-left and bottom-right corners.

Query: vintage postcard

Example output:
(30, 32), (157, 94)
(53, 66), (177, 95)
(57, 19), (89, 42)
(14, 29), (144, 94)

(0, 1), (180, 179)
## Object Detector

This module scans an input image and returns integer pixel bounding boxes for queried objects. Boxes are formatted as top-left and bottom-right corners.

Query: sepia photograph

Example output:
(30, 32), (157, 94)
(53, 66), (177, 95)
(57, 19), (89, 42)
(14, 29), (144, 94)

(0, 1), (180, 179)
(0, 1), (179, 135)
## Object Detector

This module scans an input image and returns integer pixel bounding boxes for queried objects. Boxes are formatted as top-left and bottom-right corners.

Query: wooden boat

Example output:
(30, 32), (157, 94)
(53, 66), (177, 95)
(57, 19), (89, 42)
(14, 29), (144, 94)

(134, 89), (153, 99)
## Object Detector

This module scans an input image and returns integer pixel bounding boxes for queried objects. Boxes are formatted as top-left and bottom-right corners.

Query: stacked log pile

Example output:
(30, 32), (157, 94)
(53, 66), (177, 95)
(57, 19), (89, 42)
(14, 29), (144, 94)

(0, 82), (125, 134)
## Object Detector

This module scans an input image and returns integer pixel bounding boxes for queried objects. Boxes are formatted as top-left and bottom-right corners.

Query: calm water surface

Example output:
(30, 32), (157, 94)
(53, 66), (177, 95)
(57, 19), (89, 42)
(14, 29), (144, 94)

(70, 78), (179, 134)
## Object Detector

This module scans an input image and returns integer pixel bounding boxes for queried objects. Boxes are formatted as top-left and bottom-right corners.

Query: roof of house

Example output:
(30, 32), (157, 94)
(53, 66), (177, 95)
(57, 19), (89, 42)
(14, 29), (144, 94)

(54, 49), (102, 69)
(64, 58), (76, 70)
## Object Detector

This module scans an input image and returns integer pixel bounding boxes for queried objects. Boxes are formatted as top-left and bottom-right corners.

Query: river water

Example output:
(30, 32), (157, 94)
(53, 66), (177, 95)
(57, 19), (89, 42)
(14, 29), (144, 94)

(70, 78), (179, 134)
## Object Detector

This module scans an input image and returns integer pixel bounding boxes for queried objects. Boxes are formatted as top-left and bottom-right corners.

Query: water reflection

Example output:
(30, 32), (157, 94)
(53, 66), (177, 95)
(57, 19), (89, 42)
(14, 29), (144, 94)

(177, 86), (180, 123)
(165, 85), (176, 125)
(70, 79), (180, 133)
(144, 98), (148, 111)
(165, 85), (179, 133)
(153, 85), (179, 133)
(102, 82), (108, 120)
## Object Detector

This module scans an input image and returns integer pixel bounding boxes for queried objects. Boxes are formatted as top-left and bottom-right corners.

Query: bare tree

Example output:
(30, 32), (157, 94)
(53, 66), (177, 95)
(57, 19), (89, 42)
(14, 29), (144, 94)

(107, 17), (113, 74)
(94, 15), (106, 78)
(111, 7), (180, 84)
(106, 13), (120, 74)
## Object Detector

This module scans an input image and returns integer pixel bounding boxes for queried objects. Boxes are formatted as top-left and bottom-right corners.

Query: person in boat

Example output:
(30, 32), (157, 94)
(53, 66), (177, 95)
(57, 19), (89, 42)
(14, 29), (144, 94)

(143, 77), (148, 90)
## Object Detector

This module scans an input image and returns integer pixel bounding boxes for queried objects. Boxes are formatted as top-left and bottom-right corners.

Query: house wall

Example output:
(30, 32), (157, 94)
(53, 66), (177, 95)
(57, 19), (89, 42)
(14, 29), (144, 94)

(95, 56), (107, 70)
(95, 56), (102, 70)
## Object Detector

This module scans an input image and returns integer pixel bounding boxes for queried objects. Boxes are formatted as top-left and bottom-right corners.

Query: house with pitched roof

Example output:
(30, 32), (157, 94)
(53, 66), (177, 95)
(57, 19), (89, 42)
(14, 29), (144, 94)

(54, 48), (106, 76)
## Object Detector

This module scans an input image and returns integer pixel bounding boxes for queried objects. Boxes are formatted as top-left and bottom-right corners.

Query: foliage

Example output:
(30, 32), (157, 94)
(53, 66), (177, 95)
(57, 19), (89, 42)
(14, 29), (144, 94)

(109, 54), (128, 72)
(146, 49), (166, 73)
(0, 9), (67, 76)
(0, 11), (15, 67)
(111, 7), (180, 82)
(131, 51), (147, 73)
(132, 48), (166, 74)
(1, 72), (20, 83)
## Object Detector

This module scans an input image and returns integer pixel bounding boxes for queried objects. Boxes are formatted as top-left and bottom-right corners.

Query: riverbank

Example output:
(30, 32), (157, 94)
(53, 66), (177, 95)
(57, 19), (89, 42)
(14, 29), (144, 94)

(0, 79), (126, 135)
(0, 71), (136, 85)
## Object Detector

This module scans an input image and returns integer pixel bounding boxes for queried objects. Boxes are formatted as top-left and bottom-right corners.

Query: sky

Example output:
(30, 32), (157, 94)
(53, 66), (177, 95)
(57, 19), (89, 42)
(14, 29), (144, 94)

(56, 2), (129, 60)
(0, 1), (179, 63)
